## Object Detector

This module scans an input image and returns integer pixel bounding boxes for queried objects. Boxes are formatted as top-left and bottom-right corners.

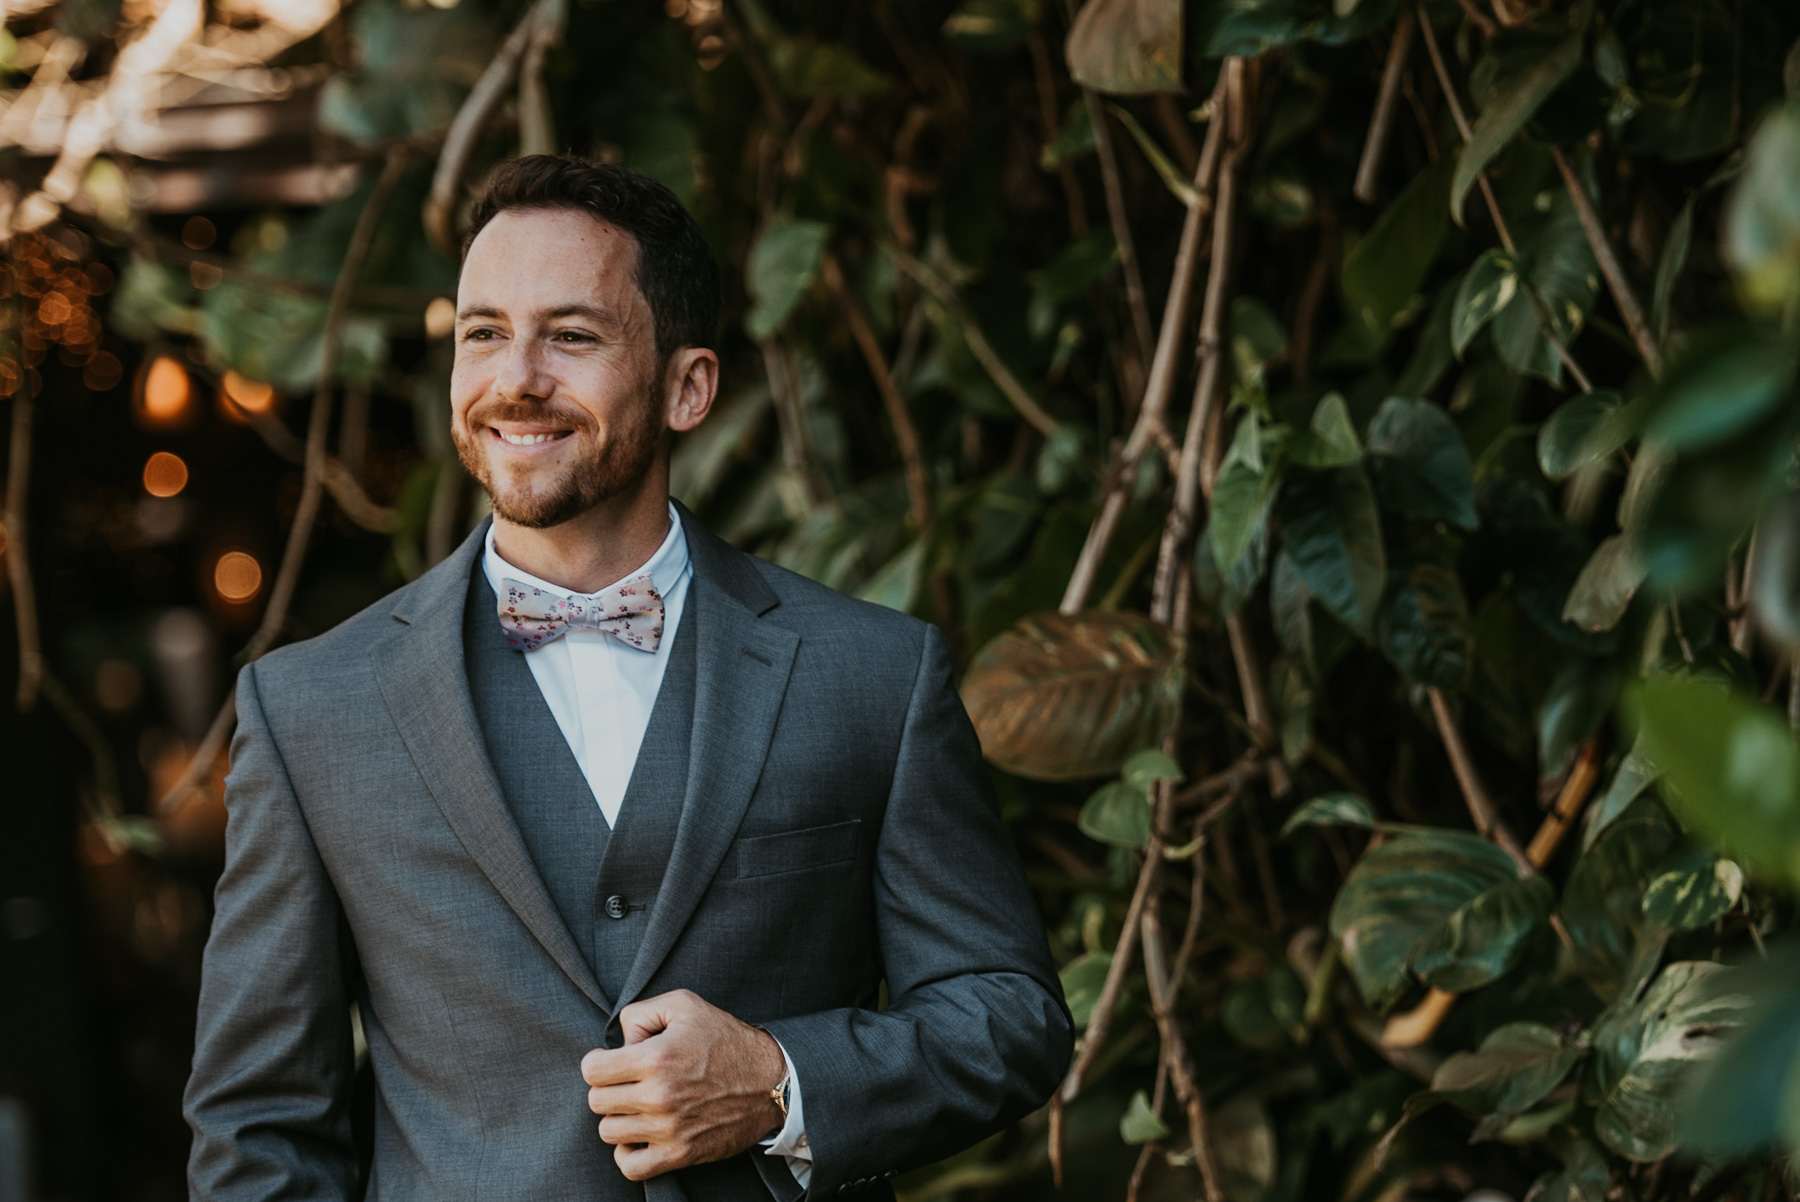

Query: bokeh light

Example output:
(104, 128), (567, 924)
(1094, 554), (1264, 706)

(139, 356), (193, 426)
(424, 296), (456, 339)
(143, 452), (189, 498)
(84, 351), (123, 391)
(220, 370), (275, 418)
(94, 659), (143, 712)
(189, 261), (224, 290)
(213, 551), (263, 602)
(181, 216), (216, 250)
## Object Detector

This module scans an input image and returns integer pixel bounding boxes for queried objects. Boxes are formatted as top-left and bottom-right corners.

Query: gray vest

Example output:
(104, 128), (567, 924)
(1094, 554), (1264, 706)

(463, 567), (695, 1001)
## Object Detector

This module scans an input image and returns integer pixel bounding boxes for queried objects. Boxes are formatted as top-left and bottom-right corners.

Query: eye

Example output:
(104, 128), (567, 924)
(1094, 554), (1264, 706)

(460, 326), (501, 342)
(554, 329), (598, 345)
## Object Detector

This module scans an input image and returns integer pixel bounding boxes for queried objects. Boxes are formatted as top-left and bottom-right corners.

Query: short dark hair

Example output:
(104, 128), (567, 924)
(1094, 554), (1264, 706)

(462, 155), (720, 360)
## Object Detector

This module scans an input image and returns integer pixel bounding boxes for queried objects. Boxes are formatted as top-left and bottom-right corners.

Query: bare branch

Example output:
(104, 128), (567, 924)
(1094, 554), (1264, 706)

(823, 253), (933, 537)
(518, 0), (567, 157)
(1355, 7), (1418, 204)
(1427, 687), (1532, 872)
(1552, 146), (1662, 377)
(1083, 89), (1156, 396)
(5, 355), (41, 711)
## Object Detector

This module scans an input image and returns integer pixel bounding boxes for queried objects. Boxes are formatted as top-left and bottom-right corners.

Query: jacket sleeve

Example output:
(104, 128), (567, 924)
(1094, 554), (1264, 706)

(760, 622), (1074, 1198)
(183, 661), (361, 1201)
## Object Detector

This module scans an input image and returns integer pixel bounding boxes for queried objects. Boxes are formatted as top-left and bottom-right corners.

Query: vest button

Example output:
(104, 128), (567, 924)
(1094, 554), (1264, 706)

(604, 894), (628, 920)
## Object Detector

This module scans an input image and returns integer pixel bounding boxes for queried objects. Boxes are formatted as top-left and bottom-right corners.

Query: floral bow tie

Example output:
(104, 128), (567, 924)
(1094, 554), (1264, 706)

(497, 574), (665, 653)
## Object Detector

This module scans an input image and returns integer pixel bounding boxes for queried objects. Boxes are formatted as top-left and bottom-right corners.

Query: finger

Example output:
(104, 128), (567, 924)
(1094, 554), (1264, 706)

(615, 1139), (684, 1182)
(619, 990), (693, 1045)
(597, 1111), (660, 1147)
(587, 1081), (657, 1116)
(580, 1044), (651, 1089)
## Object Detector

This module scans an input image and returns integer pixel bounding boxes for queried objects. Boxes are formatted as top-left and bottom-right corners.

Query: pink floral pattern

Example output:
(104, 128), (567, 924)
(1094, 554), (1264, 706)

(498, 572), (665, 653)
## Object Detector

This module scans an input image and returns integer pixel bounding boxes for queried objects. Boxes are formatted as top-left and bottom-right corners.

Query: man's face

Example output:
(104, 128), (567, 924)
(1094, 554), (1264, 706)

(451, 207), (666, 529)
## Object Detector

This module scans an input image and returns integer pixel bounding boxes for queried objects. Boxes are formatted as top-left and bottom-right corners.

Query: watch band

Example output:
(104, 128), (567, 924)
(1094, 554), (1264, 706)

(769, 1069), (791, 1120)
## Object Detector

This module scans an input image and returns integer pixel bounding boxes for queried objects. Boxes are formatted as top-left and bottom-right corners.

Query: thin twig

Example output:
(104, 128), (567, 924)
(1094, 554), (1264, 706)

(1058, 824), (1161, 1104)
(240, 406), (398, 533)
(160, 147), (410, 813)
(1355, 7), (1418, 203)
(1552, 145), (1662, 377)
(893, 251), (1060, 438)
(1026, 32), (1087, 236)
(759, 339), (827, 507)
(823, 253), (932, 537)
(1415, 2), (1594, 393)
(1427, 687), (1532, 871)
(1060, 72), (1230, 615)
(5, 340), (41, 711)
(517, 0), (565, 157)
(1082, 89), (1155, 398)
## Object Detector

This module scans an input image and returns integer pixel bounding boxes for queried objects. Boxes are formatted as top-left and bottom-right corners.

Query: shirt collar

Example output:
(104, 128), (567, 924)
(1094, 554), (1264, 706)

(482, 501), (689, 600)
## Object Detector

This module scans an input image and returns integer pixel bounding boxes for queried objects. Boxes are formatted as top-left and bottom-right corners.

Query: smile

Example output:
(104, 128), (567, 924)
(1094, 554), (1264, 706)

(489, 428), (574, 447)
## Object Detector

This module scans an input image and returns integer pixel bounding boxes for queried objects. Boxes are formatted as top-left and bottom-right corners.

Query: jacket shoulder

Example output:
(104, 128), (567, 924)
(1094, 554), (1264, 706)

(248, 569), (437, 685)
(748, 556), (934, 653)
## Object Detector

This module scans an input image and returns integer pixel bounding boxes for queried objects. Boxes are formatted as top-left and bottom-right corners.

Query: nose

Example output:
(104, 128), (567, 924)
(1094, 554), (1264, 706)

(493, 334), (551, 403)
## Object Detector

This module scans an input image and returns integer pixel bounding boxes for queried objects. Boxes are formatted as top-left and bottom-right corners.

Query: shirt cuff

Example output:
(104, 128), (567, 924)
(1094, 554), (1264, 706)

(758, 1039), (811, 1189)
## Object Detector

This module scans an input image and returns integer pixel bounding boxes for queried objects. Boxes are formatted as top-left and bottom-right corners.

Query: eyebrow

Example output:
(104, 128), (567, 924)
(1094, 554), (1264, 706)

(456, 303), (625, 329)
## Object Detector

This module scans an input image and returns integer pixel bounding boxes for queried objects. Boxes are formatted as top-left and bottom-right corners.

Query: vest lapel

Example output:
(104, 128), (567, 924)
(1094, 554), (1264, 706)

(611, 509), (798, 1018)
(370, 521), (611, 1014)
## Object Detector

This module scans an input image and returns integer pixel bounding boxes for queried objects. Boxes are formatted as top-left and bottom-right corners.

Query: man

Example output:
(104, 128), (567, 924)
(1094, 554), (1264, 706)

(183, 155), (1071, 1202)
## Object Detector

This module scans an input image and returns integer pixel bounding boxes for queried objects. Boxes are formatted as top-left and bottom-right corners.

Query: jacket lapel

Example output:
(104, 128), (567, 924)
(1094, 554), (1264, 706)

(612, 506), (798, 1017)
(370, 520), (612, 1015)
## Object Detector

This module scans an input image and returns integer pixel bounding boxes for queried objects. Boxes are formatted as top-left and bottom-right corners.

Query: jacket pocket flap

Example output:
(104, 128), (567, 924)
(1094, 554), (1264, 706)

(729, 820), (861, 879)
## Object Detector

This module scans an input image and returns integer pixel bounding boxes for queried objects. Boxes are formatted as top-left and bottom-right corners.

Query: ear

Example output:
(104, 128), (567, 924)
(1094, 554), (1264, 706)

(663, 347), (719, 434)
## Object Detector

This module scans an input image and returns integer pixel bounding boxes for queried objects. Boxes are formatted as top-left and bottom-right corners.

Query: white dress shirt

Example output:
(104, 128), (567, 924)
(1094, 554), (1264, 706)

(481, 504), (811, 1186)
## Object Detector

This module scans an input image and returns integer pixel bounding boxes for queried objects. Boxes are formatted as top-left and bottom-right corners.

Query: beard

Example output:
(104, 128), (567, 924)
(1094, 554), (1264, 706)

(453, 393), (662, 529)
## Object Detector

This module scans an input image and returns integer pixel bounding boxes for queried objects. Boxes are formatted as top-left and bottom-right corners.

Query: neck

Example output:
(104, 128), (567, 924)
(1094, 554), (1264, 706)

(490, 474), (673, 594)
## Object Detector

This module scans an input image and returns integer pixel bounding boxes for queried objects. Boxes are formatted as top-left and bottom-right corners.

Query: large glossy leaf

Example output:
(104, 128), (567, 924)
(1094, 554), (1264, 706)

(1065, 0), (1182, 94)
(1490, 190), (1601, 384)
(1079, 748), (1182, 848)
(1641, 842), (1743, 932)
(1560, 532), (1645, 634)
(1432, 1022), (1584, 1133)
(745, 219), (829, 340)
(1282, 792), (1375, 837)
(1561, 801), (1677, 1002)
(1279, 466), (1386, 635)
(962, 611), (1181, 781)
(1060, 951), (1113, 1026)
(1211, 448), (1283, 578)
(768, 37), (889, 97)
(1633, 674), (1800, 888)
(1287, 393), (1362, 468)
(1212, 1095), (1277, 1202)
(1588, 960), (1751, 1161)
(1581, 741), (1658, 852)
(1683, 945), (1800, 1158)
(1538, 658), (1619, 779)
(1342, 157), (1452, 338)
(1451, 33), (1583, 224)
(1367, 397), (1479, 529)
(1329, 830), (1539, 1012)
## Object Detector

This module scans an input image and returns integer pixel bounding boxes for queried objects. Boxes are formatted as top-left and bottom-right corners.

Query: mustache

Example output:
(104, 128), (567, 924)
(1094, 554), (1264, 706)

(465, 398), (592, 430)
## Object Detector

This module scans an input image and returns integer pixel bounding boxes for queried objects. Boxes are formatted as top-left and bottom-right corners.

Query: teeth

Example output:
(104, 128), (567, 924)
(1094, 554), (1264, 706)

(501, 432), (561, 446)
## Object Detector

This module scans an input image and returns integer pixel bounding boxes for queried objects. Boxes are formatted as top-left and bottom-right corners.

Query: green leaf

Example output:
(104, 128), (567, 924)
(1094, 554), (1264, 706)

(1723, 105), (1800, 313)
(1683, 945), (1800, 1158)
(1642, 322), (1797, 453)
(1041, 98), (1096, 168)
(1581, 741), (1658, 852)
(962, 611), (1182, 781)
(1270, 551), (1317, 681)
(1451, 248), (1521, 356)
(1367, 397), (1479, 529)
(1191, 0), (1310, 59)
(1281, 792), (1375, 837)
(1432, 1021), (1584, 1125)
(1212, 1095), (1277, 1202)
(1641, 843), (1743, 931)
(1028, 229), (1118, 337)
(1065, 0), (1183, 95)
(1123, 747), (1184, 789)
(942, 0), (1040, 51)
(669, 386), (774, 509)
(1329, 830), (1537, 1012)
(1450, 33), (1583, 225)
(1230, 296), (1289, 387)
(1342, 157), (1453, 338)
(1287, 393), (1362, 468)
(745, 219), (829, 340)
(1490, 189), (1602, 384)
(1750, 490), (1800, 650)
(768, 37), (890, 98)
(1279, 466), (1386, 635)
(1537, 389), (1628, 482)
(1524, 1130), (1611, 1202)
(1211, 456), (1282, 578)
(1651, 196), (1693, 344)
(1538, 658), (1619, 779)
(855, 538), (925, 613)
(1560, 532), (1645, 635)
(1120, 1089), (1171, 1144)
(1561, 800), (1677, 1002)
(1632, 675), (1800, 888)
(1080, 780), (1152, 848)
(1377, 541), (1472, 689)
(1588, 960), (1751, 1161)
(1060, 951), (1114, 1027)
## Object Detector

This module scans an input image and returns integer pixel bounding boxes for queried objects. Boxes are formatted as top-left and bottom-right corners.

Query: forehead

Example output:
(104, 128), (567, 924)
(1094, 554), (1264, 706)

(458, 207), (643, 312)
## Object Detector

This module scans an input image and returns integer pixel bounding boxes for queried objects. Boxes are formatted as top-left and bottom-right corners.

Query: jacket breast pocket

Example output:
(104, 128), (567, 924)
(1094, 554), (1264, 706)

(727, 820), (861, 880)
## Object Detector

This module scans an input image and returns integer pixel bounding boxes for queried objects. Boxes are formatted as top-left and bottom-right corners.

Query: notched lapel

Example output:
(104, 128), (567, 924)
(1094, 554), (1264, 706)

(370, 532), (612, 1015)
(613, 565), (798, 1015)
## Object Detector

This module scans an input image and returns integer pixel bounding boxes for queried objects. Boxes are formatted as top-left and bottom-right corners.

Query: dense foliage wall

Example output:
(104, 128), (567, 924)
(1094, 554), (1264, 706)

(4, 0), (1800, 1199)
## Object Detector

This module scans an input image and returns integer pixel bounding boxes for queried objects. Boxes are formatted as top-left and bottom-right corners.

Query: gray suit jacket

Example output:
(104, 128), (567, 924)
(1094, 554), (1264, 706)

(183, 506), (1071, 1201)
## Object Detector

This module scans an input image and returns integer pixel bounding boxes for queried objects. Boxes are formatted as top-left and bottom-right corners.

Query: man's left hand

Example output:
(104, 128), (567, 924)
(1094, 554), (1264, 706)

(580, 989), (788, 1181)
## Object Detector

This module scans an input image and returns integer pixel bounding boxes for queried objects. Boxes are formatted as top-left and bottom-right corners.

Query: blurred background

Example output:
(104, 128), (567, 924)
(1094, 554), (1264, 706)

(4, 1), (1800, 1200)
